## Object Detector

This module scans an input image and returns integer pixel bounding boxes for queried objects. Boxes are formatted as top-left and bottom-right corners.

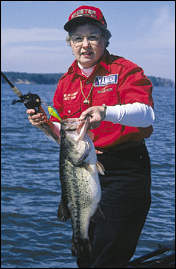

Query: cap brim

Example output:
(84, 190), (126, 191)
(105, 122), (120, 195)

(64, 16), (105, 32)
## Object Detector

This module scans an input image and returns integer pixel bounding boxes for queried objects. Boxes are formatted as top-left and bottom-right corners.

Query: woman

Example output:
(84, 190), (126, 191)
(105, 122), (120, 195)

(27, 5), (155, 268)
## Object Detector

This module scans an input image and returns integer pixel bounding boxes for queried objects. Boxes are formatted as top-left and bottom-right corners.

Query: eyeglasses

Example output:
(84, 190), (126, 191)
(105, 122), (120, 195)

(70, 33), (102, 46)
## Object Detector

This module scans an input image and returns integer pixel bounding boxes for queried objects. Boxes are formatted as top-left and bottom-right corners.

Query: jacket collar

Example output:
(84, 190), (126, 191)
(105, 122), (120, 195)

(98, 49), (111, 72)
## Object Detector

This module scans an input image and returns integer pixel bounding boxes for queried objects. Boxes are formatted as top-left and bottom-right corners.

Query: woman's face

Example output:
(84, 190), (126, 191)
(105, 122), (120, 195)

(70, 24), (106, 68)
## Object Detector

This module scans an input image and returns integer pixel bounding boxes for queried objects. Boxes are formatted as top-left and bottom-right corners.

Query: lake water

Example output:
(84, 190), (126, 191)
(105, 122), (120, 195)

(1, 83), (175, 268)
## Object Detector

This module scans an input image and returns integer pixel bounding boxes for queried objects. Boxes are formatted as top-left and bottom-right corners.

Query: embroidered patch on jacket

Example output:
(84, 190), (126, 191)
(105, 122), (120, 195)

(63, 91), (78, 101)
(97, 88), (113, 93)
(94, 74), (118, 87)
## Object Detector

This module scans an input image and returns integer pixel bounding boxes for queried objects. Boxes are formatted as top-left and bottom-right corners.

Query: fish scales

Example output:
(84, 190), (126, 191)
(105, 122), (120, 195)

(58, 118), (102, 258)
(60, 153), (96, 235)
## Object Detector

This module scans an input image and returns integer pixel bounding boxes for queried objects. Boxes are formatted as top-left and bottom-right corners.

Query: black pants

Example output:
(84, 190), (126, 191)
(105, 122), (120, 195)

(77, 142), (151, 268)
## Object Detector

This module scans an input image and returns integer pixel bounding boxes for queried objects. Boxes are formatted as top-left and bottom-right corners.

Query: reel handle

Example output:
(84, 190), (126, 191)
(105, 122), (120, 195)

(12, 93), (41, 113)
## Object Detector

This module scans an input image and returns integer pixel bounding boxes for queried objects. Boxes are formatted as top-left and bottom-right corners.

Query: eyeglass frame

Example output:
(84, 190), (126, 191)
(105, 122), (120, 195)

(69, 32), (103, 46)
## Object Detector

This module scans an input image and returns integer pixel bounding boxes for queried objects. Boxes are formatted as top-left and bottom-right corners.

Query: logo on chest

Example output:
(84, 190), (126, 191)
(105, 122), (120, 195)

(63, 91), (78, 101)
(94, 74), (118, 87)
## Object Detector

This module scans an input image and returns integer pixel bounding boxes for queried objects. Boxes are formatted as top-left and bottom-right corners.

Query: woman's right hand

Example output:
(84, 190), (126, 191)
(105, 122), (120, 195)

(26, 107), (48, 127)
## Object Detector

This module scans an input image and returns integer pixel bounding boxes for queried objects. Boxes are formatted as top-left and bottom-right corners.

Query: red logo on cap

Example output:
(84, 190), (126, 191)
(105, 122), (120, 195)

(71, 8), (97, 19)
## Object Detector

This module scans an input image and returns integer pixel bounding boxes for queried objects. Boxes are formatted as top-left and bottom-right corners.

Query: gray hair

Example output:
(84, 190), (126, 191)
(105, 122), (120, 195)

(66, 22), (112, 48)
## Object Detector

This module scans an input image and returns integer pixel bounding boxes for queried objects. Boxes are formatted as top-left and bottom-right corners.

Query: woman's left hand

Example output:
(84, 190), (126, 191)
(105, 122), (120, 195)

(79, 106), (106, 129)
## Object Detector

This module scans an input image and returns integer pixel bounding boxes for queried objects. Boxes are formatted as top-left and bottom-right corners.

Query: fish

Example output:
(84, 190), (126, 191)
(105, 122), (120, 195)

(57, 117), (104, 258)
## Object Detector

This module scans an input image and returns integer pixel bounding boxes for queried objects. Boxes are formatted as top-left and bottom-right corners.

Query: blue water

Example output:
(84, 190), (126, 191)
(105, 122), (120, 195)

(1, 83), (175, 268)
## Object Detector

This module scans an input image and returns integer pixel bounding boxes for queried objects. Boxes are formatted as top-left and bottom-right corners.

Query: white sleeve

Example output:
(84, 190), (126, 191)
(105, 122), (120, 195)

(105, 102), (155, 127)
(51, 122), (61, 138)
(39, 121), (61, 144)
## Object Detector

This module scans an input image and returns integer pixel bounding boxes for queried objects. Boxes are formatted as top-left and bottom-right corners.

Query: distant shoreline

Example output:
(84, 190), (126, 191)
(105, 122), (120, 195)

(1, 71), (175, 88)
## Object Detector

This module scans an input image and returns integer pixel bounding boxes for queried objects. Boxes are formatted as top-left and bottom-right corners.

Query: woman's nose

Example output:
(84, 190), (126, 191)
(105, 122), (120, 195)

(82, 37), (91, 47)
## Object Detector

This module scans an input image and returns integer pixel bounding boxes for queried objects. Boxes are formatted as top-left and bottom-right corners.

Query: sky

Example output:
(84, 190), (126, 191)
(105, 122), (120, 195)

(1, 1), (175, 81)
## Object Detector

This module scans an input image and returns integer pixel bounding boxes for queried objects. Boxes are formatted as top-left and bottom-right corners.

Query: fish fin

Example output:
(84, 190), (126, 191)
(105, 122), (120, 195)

(57, 200), (70, 222)
(96, 161), (105, 175)
(91, 205), (105, 222)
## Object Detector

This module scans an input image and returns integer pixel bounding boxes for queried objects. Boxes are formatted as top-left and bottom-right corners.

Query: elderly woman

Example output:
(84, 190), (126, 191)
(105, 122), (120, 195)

(27, 5), (155, 268)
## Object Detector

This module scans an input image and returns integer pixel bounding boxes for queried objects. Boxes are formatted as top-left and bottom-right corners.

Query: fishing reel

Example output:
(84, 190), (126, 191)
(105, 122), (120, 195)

(12, 92), (41, 113)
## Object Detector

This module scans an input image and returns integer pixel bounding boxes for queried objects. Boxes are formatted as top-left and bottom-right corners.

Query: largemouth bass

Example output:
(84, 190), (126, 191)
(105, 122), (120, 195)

(58, 117), (104, 258)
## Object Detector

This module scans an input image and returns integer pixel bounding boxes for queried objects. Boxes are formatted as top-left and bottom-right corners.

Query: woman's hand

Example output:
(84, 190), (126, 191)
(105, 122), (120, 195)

(79, 105), (106, 129)
(26, 107), (48, 127)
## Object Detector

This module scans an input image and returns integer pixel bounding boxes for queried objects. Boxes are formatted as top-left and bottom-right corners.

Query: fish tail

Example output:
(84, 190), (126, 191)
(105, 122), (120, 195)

(72, 236), (92, 258)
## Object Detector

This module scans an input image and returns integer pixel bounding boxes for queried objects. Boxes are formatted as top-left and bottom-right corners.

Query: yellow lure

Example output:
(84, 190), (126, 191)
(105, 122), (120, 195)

(48, 106), (62, 121)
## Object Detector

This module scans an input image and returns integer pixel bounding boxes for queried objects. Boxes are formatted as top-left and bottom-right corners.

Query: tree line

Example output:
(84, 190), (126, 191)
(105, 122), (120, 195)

(1, 71), (175, 88)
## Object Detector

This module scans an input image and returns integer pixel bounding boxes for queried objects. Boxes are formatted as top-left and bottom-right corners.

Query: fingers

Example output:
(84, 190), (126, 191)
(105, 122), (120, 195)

(26, 108), (36, 116)
(80, 107), (98, 122)
(26, 109), (48, 126)
(79, 106), (105, 129)
(81, 106), (105, 120)
(79, 108), (93, 121)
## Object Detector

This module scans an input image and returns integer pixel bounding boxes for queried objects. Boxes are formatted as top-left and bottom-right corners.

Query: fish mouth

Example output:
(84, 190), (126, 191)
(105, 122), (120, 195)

(61, 117), (90, 141)
(76, 117), (91, 141)
(62, 118), (82, 131)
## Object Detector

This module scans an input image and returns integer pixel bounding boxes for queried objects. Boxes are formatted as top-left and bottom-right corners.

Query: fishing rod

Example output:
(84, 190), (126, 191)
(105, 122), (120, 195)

(1, 71), (41, 113)
(1, 71), (62, 121)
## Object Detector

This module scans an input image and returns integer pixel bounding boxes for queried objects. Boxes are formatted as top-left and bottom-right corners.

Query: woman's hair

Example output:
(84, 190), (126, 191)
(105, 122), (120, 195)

(66, 21), (112, 48)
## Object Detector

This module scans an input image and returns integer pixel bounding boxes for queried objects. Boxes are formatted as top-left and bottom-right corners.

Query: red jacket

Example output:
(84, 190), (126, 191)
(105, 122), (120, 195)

(49, 50), (154, 150)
